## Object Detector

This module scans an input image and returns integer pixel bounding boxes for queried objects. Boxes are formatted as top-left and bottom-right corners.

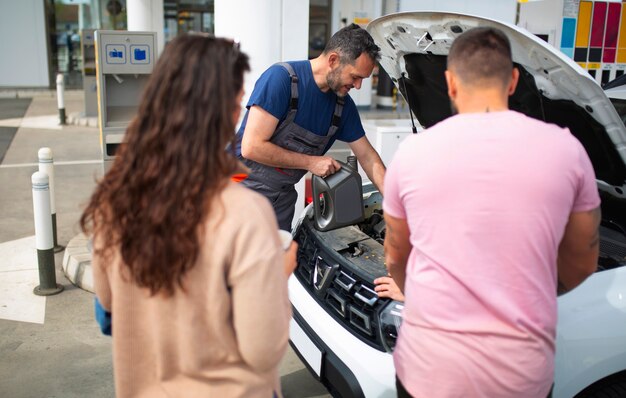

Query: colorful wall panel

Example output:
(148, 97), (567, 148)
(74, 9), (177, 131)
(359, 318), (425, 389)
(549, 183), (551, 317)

(563, 0), (626, 85)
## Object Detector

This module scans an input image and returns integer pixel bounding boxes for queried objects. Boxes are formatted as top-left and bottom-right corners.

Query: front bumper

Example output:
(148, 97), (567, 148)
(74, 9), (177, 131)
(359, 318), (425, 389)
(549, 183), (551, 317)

(288, 275), (396, 398)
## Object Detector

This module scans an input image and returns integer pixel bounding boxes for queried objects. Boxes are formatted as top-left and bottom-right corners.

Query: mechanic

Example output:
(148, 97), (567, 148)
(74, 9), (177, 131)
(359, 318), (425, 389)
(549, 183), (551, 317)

(236, 23), (386, 230)
(383, 27), (600, 397)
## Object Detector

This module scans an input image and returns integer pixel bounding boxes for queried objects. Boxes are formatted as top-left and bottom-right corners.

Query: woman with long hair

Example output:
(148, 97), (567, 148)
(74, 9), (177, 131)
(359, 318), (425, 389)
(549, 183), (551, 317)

(81, 34), (296, 397)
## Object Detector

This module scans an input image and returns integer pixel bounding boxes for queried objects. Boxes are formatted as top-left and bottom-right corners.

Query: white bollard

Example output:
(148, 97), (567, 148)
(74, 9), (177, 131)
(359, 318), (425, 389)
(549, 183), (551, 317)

(31, 172), (63, 296)
(56, 73), (66, 125)
(38, 148), (64, 252)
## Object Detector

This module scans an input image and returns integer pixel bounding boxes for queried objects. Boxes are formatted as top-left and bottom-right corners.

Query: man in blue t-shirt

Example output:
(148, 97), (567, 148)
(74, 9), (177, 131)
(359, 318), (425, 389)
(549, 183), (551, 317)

(237, 24), (386, 230)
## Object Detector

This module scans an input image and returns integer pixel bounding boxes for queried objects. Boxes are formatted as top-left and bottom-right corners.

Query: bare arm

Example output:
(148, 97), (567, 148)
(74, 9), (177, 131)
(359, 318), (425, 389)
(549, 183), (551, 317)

(349, 136), (386, 195)
(557, 206), (601, 295)
(283, 241), (299, 277)
(240, 105), (340, 177)
(384, 213), (412, 293)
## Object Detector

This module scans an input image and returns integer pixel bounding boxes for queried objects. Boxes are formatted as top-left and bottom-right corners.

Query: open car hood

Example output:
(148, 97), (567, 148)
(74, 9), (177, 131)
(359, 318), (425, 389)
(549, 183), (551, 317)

(367, 12), (626, 198)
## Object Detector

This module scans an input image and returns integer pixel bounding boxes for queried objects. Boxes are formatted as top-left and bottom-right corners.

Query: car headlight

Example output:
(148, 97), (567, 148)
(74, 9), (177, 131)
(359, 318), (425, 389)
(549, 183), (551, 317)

(379, 300), (404, 352)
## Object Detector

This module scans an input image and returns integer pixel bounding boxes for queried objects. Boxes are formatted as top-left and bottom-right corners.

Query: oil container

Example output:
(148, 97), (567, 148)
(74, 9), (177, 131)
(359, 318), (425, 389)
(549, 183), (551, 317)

(312, 156), (364, 231)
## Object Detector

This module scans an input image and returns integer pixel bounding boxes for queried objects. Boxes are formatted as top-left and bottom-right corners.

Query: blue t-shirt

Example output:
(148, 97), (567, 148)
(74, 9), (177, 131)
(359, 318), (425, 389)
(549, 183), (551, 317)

(235, 60), (365, 156)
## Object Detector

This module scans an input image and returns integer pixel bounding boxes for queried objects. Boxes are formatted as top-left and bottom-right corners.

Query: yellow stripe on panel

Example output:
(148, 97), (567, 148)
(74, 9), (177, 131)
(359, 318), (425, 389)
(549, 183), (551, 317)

(619, 5), (626, 49)
(618, 5), (626, 63)
(576, 1), (592, 47)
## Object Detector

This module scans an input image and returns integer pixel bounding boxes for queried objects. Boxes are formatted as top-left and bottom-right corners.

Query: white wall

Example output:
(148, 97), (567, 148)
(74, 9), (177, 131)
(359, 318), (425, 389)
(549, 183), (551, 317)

(396, 0), (517, 24)
(0, 0), (50, 87)
(215, 0), (309, 110)
(331, 0), (384, 37)
(518, 0), (563, 47)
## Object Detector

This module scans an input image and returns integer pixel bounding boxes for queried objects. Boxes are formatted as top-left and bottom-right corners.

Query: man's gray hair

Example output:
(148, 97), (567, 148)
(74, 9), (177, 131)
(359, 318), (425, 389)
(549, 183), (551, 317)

(323, 23), (380, 64)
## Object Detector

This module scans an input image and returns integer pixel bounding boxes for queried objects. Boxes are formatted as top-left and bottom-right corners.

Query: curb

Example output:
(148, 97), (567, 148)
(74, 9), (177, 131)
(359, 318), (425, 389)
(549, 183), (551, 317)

(62, 233), (94, 293)
(0, 89), (99, 128)
(0, 89), (83, 99)
(67, 112), (98, 128)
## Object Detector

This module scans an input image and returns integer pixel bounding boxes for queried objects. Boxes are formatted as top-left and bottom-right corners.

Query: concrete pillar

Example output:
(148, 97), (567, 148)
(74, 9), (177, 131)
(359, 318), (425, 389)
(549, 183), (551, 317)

(126, 0), (165, 55)
(215, 0), (309, 105)
(215, 0), (309, 230)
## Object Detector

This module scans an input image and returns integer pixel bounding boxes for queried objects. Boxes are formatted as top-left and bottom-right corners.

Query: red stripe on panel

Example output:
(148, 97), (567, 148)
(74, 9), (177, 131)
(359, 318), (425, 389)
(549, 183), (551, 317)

(603, 47), (616, 63)
(590, 2), (608, 47)
(605, 2), (621, 47)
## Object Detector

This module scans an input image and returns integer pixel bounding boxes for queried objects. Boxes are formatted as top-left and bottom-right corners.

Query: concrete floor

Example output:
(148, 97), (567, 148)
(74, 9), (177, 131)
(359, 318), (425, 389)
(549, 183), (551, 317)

(0, 91), (345, 397)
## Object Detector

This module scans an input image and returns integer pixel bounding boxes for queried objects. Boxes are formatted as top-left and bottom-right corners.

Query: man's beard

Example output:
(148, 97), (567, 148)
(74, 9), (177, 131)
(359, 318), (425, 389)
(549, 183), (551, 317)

(326, 65), (346, 97)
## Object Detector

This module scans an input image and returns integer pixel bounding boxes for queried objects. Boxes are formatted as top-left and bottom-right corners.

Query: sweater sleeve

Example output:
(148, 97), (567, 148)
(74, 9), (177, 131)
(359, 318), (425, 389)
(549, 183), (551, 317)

(227, 192), (291, 372)
(91, 233), (112, 312)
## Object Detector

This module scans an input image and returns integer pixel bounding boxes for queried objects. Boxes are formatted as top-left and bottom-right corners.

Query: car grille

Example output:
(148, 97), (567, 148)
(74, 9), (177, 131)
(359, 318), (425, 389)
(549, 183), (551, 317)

(600, 225), (626, 259)
(294, 223), (388, 351)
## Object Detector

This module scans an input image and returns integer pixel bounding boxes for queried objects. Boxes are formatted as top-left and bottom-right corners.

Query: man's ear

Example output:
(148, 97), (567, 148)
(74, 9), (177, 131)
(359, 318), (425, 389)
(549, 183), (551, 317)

(328, 52), (340, 69)
(508, 67), (520, 96)
(445, 70), (457, 100)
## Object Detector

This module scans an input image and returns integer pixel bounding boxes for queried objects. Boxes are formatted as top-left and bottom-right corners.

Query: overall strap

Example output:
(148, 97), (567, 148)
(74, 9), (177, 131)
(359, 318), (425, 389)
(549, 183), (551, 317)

(327, 96), (345, 138)
(276, 62), (299, 110)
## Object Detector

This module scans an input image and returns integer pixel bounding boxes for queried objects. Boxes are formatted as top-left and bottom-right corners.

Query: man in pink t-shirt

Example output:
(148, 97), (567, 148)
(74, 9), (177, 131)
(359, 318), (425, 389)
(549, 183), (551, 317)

(383, 27), (601, 397)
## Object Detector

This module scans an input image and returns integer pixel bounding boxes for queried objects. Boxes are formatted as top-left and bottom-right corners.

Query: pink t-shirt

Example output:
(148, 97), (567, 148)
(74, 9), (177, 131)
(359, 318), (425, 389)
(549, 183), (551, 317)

(383, 111), (600, 397)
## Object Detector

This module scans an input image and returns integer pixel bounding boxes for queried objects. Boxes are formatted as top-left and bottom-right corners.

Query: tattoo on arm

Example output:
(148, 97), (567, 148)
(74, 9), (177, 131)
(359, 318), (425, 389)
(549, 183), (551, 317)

(589, 207), (601, 249)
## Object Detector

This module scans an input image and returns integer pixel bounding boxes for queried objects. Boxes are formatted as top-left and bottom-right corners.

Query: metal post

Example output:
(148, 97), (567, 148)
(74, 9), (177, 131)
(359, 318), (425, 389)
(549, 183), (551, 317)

(31, 172), (64, 296)
(56, 73), (66, 125)
(38, 148), (64, 252)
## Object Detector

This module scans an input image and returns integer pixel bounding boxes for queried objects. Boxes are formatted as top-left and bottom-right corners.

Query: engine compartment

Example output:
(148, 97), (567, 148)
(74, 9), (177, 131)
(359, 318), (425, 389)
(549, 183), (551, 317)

(294, 187), (626, 355)
(303, 189), (626, 276)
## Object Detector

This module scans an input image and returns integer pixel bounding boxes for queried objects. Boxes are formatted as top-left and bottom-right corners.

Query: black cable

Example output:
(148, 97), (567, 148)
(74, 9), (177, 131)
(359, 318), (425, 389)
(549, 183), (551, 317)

(538, 89), (546, 121)
(401, 73), (418, 134)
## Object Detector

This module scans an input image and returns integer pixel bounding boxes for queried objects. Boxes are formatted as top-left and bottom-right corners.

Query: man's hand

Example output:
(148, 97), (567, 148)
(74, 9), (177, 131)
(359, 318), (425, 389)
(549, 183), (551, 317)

(308, 156), (341, 178)
(374, 276), (405, 301)
(283, 241), (299, 277)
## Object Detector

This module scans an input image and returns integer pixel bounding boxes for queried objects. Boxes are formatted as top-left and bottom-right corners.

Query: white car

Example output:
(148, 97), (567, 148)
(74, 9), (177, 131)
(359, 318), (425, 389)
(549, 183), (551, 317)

(288, 12), (626, 398)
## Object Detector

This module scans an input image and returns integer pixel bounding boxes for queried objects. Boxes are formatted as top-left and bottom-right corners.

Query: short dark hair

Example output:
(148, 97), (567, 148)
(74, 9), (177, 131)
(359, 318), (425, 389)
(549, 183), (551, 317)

(323, 23), (380, 64)
(447, 27), (513, 87)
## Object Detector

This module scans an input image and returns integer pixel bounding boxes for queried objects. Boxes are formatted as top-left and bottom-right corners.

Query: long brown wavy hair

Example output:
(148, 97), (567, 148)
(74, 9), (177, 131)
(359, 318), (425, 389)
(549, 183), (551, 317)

(81, 35), (249, 296)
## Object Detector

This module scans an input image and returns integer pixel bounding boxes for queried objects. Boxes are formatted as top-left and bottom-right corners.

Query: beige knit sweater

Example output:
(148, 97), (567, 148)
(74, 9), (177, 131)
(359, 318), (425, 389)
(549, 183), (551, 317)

(93, 181), (291, 398)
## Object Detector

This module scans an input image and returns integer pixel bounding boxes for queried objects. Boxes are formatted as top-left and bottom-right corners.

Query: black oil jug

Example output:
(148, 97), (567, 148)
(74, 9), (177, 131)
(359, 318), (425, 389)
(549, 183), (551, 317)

(312, 156), (364, 231)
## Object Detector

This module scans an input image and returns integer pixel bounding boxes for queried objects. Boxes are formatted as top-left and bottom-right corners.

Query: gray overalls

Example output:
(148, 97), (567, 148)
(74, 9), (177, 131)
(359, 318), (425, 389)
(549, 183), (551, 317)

(242, 62), (344, 231)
